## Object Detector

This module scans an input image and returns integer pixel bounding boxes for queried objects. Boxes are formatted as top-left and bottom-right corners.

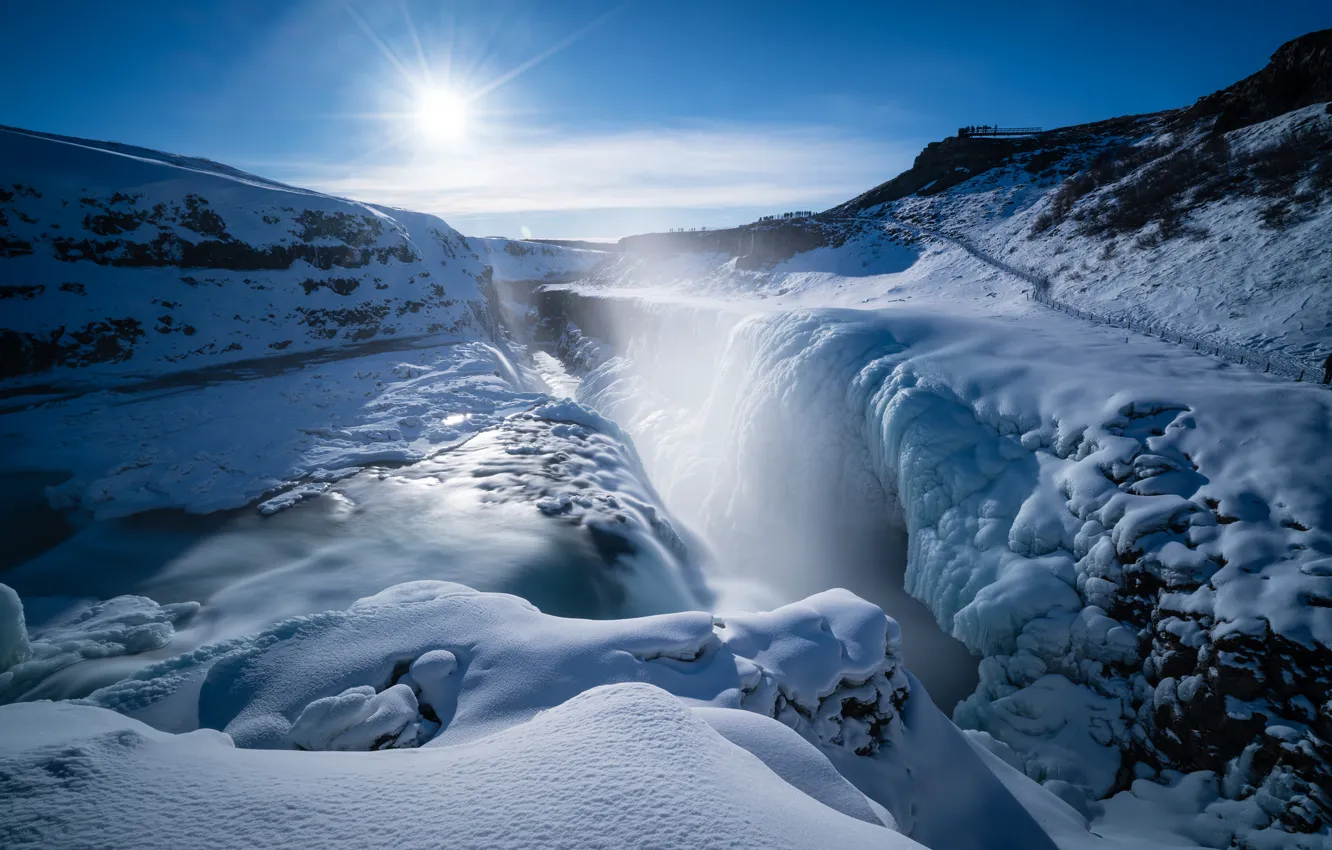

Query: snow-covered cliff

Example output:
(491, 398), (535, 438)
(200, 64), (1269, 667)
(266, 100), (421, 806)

(0, 125), (493, 384)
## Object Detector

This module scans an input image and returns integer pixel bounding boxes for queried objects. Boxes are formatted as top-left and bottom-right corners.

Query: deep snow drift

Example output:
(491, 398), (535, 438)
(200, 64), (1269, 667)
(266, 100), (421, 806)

(2, 581), (1073, 850)
(2, 685), (914, 850)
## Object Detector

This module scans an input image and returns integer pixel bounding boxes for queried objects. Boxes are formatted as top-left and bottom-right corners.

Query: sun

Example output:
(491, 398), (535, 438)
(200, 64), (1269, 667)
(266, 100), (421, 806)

(413, 87), (470, 142)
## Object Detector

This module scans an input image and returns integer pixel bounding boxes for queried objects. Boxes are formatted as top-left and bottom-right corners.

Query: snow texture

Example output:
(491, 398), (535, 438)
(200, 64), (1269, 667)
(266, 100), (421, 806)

(4, 82), (1331, 850)
(0, 685), (925, 850)
(52, 581), (1055, 849)
(467, 236), (608, 282)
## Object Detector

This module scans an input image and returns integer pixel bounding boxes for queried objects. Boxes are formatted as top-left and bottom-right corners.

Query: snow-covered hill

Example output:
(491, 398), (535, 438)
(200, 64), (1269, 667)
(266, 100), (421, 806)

(0, 125), (493, 384)
(619, 30), (1332, 379)
(466, 236), (608, 283)
(848, 30), (1332, 373)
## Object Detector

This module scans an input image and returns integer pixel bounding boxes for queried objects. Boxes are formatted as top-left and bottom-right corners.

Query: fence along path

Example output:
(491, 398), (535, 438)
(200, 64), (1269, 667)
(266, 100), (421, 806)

(884, 217), (1327, 387)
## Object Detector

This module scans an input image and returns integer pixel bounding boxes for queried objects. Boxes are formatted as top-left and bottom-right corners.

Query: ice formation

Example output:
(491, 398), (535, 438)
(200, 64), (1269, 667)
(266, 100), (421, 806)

(0, 587), (198, 702)
(540, 288), (1332, 846)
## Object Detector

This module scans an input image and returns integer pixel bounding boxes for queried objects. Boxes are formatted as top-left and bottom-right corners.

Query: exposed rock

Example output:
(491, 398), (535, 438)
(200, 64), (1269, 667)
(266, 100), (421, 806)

(1185, 29), (1332, 134)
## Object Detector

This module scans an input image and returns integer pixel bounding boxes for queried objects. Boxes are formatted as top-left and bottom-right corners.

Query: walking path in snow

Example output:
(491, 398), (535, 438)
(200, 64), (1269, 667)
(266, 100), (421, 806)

(884, 215), (1327, 386)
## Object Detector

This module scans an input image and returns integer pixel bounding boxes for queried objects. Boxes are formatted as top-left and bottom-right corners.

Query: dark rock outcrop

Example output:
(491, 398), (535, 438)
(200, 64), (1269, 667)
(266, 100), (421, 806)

(1184, 29), (1332, 134)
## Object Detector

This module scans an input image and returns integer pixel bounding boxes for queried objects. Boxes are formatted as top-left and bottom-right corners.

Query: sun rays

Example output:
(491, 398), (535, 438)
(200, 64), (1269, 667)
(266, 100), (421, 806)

(339, 1), (626, 152)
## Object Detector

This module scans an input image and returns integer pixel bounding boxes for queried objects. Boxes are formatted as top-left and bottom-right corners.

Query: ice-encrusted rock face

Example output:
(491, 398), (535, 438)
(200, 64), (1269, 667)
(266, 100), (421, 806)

(0, 584), (32, 674)
(533, 293), (1332, 844)
(1136, 595), (1332, 833)
(0, 126), (494, 381)
(968, 398), (1332, 834)
(0, 589), (200, 702)
(864, 361), (1332, 836)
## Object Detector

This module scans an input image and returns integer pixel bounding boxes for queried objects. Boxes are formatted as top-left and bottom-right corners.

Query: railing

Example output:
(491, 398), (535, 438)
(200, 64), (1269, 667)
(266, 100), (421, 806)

(958, 126), (1043, 138)
(755, 211), (815, 223)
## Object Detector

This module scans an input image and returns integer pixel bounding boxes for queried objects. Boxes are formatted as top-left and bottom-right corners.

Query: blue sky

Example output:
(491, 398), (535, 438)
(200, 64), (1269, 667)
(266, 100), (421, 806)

(3, 1), (1328, 238)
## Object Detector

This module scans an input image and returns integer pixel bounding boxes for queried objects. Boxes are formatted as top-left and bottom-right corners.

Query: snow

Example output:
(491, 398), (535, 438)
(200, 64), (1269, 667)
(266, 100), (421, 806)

(81, 581), (905, 754)
(694, 705), (890, 826)
(0, 579), (1070, 849)
(287, 683), (426, 751)
(0, 125), (493, 384)
(1, 339), (542, 519)
(0, 685), (923, 850)
(467, 236), (609, 282)
(889, 103), (1332, 370)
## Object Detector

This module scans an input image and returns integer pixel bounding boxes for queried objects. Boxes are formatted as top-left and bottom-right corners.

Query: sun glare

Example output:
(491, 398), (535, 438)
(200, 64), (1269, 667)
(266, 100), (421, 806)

(413, 87), (470, 142)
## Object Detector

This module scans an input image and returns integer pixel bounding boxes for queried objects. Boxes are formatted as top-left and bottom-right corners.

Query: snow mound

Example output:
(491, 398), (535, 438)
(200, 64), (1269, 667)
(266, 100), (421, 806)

(88, 582), (907, 756)
(287, 683), (426, 751)
(75, 581), (1057, 848)
(695, 705), (890, 826)
(0, 684), (924, 850)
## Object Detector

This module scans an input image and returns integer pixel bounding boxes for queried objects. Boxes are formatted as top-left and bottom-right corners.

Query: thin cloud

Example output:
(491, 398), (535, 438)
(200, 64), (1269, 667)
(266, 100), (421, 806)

(292, 124), (916, 216)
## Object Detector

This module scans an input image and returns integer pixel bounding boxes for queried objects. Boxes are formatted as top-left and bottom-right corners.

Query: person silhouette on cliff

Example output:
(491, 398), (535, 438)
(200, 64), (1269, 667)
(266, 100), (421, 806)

(1323, 352), (1332, 385)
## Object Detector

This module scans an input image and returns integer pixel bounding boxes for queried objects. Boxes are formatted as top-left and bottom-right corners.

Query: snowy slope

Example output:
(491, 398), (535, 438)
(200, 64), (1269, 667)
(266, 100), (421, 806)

(0, 686), (919, 850)
(0, 125), (493, 384)
(467, 236), (608, 283)
(831, 32), (1332, 373)
(882, 101), (1332, 371)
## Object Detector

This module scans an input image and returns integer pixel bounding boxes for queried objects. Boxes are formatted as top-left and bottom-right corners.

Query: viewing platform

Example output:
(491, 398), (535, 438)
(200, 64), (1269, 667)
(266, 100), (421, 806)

(957, 125), (1043, 138)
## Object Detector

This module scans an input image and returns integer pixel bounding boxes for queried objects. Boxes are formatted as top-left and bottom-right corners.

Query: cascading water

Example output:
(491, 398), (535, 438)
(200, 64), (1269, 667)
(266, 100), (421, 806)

(524, 289), (982, 712)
